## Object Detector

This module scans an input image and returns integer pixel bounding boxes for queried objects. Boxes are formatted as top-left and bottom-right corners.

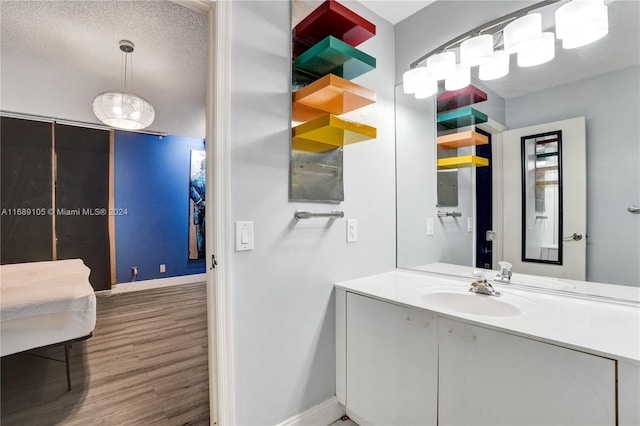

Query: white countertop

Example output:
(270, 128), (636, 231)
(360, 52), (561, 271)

(336, 269), (640, 363)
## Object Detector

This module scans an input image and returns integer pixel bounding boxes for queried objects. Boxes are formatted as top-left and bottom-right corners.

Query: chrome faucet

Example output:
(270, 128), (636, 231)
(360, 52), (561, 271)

(469, 270), (501, 297)
(494, 261), (512, 284)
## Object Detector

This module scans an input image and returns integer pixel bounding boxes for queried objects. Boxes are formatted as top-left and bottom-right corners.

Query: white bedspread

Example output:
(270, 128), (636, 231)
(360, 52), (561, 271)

(1, 259), (97, 356)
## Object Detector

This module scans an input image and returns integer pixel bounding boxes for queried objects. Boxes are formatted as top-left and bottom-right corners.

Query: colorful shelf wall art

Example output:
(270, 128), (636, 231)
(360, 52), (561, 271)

(436, 86), (490, 171)
(290, 0), (377, 202)
(293, 0), (375, 58)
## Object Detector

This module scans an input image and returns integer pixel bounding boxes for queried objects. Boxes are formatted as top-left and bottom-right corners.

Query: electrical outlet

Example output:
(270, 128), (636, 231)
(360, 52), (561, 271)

(131, 266), (138, 277)
(347, 219), (358, 243)
(160, 264), (166, 273)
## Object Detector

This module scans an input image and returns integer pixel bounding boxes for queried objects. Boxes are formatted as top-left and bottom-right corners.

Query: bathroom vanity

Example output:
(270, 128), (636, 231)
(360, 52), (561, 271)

(335, 268), (640, 426)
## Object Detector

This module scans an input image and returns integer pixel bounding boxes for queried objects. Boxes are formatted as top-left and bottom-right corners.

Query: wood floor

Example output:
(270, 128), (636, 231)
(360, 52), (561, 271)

(1, 282), (209, 426)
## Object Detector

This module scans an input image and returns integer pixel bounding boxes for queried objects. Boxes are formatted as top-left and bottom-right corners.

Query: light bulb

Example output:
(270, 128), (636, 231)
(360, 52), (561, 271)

(479, 50), (510, 81)
(403, 67), (427, 94)
(517, 32), (555, 67)
(460, 34), (494, 67)
(556, 0), (608, 49)
(504, 13), (542, 54)
(444, 64), (470, 91)
(426, 51), (456, 81)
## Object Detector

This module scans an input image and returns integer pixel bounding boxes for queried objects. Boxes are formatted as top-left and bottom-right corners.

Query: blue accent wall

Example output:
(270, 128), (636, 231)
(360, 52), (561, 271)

(114, 131), (206, 283)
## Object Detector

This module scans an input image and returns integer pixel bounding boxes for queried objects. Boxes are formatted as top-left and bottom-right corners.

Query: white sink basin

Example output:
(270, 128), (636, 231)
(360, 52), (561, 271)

(420, 291), (522, 317)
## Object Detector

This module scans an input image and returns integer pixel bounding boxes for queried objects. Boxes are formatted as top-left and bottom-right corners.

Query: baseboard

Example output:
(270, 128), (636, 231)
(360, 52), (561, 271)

(277, 396), (345, 426)
(102, 273), (206, 294)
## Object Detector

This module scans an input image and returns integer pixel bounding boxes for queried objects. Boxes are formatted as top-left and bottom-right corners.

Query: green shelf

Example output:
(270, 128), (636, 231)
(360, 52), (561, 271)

(437, 107), (488, 130)
(294, 36), (376, 81)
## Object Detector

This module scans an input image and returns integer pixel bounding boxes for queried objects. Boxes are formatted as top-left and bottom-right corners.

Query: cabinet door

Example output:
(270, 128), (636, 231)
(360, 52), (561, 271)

(55, 124), (111, 290)
(346, 293), (438, 426)
(1, 117), (53, 264)
(438, 318), (616, 426)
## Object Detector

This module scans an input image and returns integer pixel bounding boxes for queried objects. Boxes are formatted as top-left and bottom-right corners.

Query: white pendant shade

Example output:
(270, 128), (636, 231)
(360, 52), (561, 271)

(460, 34), (494, 67)
(517, 32), (555, 67)
(426, 51), (456, 80)
(556, 0), (608, 49)
(92, 92), (155, 130)
(444, 64), (471, 91)
(479, 50), (510, 81)
(504, 13), (542, 54)
(402, 66), (428, 94)
(93, 40), (155, 130)
(414, 74), (438, 99)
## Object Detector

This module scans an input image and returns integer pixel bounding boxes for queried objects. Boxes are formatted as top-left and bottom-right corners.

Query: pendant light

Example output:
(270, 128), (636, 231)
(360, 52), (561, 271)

(517, 32), (555, 67)
(503, 13), (543, 54)
(92, 40), (155, 130)
(479, 50), (510, 81)
(460, 34), (494, 67)
(556, 0), (608, 49)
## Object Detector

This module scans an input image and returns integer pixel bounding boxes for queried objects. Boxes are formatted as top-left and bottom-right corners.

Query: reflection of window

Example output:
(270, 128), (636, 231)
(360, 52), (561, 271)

(522, 131), (562, 264)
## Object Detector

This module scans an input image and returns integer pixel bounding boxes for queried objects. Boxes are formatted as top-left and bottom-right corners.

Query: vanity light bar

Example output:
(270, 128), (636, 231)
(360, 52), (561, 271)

(408, 0), (560, 69)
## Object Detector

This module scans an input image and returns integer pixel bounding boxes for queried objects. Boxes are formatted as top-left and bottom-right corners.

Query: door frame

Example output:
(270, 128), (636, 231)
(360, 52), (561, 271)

(477, 118), (507, 269)
(202, 0), (235, 424)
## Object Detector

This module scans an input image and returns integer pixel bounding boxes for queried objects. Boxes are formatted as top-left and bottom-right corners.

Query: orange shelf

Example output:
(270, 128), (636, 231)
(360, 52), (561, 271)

(292, 115), (376, 151)
(292, 102), (328, 123)
(437, 130), (488, 149)
(294, 74), (376, 116)
(437, 155), (489, 170)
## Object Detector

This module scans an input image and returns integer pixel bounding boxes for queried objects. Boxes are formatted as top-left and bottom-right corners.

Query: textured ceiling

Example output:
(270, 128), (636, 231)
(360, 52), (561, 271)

(1, 1), (207, 138)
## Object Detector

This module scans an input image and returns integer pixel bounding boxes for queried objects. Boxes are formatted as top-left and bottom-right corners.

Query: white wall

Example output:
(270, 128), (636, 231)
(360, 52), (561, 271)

(228, 2), (396, 424)
(507, 66), (640, 286)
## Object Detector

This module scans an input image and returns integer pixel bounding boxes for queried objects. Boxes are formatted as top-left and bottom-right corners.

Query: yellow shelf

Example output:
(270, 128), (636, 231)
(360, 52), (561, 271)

(437, 155), (489, 170)
(292, 115), (376, 150)
(294, 74), (376, 116)
(437, 130), (488, 149)
(536, 180), (559, 187)
(292, 138), (339, 153)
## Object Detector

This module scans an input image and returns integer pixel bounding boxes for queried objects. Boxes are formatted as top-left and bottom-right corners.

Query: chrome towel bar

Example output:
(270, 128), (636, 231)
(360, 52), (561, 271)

(294, 210), (344, 221)
(437, 210), (462, 218)
(628, 206), (640, 214)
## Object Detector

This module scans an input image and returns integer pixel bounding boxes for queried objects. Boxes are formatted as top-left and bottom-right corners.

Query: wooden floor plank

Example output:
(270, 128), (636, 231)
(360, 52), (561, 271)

(1, 282), (209, 425)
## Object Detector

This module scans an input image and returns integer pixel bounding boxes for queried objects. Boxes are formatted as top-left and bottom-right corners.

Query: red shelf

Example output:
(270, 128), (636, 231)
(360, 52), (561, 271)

(437, 85), (488, 113)
(293, 0), (376, 58)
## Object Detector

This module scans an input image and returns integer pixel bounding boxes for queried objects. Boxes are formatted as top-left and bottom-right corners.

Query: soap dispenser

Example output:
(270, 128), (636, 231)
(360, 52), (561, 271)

(495, 261), (512, 283)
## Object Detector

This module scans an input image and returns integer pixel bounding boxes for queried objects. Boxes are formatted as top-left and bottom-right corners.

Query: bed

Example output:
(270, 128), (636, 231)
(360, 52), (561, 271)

(1, 259), (97, 389)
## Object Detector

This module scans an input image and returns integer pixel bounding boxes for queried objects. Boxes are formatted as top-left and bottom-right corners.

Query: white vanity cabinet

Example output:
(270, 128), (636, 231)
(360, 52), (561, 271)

(438, 317), (616, 426)
(338, 290), (619, 426)
(344, 292), (438, 426)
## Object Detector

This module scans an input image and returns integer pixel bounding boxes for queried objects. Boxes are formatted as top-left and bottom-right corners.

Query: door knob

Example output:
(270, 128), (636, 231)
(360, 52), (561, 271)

(563, 232), (583, 241)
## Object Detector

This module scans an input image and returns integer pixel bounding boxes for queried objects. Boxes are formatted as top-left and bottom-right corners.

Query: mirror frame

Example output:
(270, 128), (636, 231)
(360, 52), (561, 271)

(520, 130), (563, 265)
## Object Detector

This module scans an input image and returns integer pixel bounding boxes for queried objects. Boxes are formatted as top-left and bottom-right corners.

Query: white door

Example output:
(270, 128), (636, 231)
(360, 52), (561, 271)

(501, 117), (586, 280)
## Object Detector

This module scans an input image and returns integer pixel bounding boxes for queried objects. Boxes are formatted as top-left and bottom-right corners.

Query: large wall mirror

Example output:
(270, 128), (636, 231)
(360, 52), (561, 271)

(395, 0), (639, 290)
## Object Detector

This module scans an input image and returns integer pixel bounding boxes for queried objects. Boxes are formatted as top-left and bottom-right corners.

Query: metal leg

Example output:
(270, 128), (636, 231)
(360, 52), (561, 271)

(65, 343), (71, 391)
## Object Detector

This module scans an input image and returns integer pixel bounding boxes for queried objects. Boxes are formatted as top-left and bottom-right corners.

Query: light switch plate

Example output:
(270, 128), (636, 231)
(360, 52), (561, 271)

(467, 217), (473, 233)
(347, 219), (358, 243)
(235, 221), (254, 251)
(426, 218), (434, 236)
